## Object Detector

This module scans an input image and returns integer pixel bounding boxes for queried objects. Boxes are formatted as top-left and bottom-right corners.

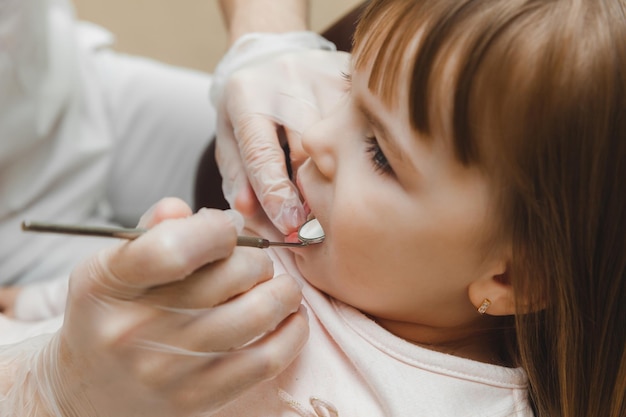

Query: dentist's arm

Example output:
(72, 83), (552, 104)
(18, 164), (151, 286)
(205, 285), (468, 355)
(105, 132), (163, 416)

(218, 0), (309, 43)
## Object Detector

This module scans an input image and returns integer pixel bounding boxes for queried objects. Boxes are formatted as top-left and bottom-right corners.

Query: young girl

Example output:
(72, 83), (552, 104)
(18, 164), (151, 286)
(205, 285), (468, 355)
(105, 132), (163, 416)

(2, 0), (622, 415)
(215, 0), (625, 415)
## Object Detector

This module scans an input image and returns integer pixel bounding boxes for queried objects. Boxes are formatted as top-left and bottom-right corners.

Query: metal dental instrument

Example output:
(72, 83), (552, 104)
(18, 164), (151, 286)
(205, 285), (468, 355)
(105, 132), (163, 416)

(21, 218), (325, 249)
(296, 218), (325, 245)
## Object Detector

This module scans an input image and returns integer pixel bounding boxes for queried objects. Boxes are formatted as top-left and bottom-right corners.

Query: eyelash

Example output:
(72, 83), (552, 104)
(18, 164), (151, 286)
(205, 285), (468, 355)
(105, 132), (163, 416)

(365, 136), (393, 175)
(342, 71), (392, 176)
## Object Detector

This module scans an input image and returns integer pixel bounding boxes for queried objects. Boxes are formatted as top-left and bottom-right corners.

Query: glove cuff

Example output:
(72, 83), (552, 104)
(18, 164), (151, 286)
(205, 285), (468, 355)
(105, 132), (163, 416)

(210, 31), (337, 105)
(0, 333), (72, 417)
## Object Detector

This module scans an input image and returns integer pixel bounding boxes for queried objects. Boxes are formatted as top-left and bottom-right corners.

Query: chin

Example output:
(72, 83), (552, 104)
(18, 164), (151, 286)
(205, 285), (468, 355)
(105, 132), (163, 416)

(293, 251), (310, 277)
(294, 253), (321, 285)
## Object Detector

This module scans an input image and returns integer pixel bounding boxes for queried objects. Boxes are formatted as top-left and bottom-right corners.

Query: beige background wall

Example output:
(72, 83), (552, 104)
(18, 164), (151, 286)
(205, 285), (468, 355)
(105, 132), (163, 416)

(73, 0), (363, 73)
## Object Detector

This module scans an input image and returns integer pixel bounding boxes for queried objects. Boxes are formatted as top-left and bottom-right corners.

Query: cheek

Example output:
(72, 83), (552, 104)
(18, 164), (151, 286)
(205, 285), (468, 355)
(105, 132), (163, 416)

(315, 197), (394, 291)
(329, 185), (387, 250)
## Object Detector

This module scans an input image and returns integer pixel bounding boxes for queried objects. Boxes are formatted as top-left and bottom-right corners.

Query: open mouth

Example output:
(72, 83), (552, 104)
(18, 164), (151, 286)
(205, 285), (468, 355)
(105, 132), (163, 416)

(297, 200), (325, 245)
(285, 199), (317, 244)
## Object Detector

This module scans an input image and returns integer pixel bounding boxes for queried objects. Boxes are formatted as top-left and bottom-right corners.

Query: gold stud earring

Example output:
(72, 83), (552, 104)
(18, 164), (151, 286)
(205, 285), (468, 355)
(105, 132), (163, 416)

(477, 298), (491, 315)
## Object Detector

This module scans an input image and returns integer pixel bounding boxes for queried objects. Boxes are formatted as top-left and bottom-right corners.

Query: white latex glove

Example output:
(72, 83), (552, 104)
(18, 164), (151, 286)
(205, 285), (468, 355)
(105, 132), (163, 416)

(210, 31), (351, 234)
(0, 276), (68, 321)
(0, 197), (308, 417)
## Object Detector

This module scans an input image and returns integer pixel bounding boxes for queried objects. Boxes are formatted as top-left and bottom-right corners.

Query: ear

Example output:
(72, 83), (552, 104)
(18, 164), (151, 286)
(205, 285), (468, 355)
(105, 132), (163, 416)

(468, 267), (517, 316)
(467, 242), (519, 316)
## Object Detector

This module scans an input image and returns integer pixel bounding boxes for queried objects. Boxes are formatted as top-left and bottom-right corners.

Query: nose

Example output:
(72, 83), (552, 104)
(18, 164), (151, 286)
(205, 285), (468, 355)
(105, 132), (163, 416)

(301, 117), (337, 179)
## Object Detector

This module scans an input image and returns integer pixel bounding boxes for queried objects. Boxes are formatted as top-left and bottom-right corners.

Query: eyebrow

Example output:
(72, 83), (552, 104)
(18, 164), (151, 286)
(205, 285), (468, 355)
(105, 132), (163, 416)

(355, 97), (404, 163)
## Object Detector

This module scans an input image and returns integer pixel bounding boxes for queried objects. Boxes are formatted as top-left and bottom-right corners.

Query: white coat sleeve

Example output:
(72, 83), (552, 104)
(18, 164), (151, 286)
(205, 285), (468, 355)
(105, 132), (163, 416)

(0, 0), (115, 286)
(0, 0), (75, 159)
(12, 276), (68, 321)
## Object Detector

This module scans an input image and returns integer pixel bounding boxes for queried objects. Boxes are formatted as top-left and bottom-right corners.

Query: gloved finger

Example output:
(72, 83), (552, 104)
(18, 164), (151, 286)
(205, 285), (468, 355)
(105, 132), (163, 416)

(137, 197), (193, 229)
(154, 305), (309, 412)
(283, 125), (308, 175)
(49, 301), (306, 417)
(132, 273), (303, 354)
(12, 277), (67, 321)
(223, 60), (325, 137)
(74, 207), (239, 300)
(141, 247), (273, 309)
(231, 52), (350, 135)
(214, 125), (264, 219)
(232, 182), (261, 219)
(235, 115), (306, 234)
(218, 113), (305, 233)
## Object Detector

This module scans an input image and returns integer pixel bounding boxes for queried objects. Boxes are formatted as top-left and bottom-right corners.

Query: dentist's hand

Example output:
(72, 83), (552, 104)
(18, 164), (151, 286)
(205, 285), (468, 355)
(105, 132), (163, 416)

(0, 198), (307, 417)
(210, 32), (350, 234)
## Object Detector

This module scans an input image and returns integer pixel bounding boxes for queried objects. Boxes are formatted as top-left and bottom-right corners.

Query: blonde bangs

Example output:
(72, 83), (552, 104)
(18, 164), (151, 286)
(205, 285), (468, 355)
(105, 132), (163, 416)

(351, 0), (531, 166)
(353, 0), (429, 110)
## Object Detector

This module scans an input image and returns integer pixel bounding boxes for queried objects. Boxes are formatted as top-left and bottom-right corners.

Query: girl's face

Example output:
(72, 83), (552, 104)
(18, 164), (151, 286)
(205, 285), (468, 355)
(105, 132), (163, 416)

(293, 64), (507, 348)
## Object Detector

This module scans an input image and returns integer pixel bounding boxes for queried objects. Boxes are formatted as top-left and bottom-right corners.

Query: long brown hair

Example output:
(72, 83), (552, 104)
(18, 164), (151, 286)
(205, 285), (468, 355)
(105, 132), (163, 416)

(353, 1), (626, 416)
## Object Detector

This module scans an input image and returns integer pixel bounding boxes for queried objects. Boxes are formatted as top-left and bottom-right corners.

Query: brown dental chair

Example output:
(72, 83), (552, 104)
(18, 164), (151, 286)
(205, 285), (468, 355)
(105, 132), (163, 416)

(193, 2), (368, 211)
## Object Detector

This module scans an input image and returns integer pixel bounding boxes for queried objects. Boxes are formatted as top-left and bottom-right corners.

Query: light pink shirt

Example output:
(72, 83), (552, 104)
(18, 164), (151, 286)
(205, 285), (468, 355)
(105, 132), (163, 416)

(213, 249), (533, 417)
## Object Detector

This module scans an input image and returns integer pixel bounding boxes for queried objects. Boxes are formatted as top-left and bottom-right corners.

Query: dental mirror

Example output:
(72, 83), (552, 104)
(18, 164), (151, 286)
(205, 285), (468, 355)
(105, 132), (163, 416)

(297, 218), (325, 245)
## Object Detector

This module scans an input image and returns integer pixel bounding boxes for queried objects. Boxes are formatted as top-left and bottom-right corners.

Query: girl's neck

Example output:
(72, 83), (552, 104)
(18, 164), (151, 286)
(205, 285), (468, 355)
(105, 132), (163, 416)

(373, 315), (515, 366)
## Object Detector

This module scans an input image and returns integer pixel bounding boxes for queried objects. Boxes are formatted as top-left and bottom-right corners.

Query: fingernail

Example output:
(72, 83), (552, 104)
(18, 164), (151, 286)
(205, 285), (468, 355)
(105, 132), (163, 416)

(197, 207), (244, 233)
(137, 202), (158, 227)
(223, 209), (245, 233)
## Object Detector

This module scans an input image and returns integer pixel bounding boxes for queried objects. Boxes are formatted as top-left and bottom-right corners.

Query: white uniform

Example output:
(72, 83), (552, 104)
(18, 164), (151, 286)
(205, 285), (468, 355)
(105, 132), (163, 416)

(0, 0), (216, 293)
